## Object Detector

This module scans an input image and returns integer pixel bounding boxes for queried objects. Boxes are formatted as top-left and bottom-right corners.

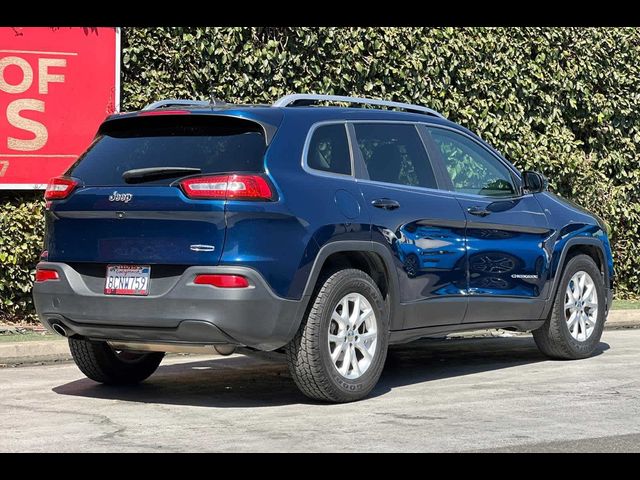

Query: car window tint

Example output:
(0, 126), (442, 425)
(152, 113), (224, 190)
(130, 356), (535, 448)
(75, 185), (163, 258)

(68, 115), (266, 186)
(306, 124), (351, 175)
(428, 127), (515, 197)
(353, 123), (437, 189)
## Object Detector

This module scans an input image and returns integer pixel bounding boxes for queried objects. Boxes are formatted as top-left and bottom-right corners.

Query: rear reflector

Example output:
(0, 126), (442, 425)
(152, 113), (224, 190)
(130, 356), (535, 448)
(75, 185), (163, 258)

(35, 269), (60, 282)
(194, 274), (249, 288)
(44, 177), (78, 200)
(180, 174), (273, 200)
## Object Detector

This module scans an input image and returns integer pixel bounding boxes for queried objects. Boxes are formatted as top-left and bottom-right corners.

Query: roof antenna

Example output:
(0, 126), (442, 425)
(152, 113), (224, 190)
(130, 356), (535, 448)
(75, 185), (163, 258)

(207, 60), (226, 107)
(210, 96), (226, 107)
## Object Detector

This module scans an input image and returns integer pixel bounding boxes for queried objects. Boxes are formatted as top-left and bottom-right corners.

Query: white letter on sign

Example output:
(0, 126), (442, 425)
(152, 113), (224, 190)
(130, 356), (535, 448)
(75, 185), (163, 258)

(6, 99), (48, 151)
(38, 58), (66, 94)
(0, 56), (33, 94)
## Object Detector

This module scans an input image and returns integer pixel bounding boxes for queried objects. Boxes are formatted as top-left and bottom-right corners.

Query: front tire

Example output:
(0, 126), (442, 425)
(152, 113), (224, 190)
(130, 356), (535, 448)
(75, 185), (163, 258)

(285, 269), (389, 403)
(69, 337), (164, 385)
(533, 254), (606, 360)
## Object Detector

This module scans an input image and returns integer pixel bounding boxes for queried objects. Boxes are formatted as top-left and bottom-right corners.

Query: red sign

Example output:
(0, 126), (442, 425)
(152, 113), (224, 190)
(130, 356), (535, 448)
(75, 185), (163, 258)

(0, 27), (120, 189)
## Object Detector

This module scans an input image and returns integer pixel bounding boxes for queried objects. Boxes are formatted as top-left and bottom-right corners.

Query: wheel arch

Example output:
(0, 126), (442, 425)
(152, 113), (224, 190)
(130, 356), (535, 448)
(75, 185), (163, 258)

(542, 237), (610, 318)
(298, 241), (401, 330)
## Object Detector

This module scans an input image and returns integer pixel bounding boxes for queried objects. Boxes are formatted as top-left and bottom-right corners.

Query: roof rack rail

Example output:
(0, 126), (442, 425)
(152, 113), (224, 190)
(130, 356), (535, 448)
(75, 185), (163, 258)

(142, 98), (227, 111)
(272, 94), (444, 118)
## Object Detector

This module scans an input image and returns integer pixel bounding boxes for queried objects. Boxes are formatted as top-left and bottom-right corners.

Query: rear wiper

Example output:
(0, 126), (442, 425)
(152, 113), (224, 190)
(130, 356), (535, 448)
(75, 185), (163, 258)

(122, 167), (202, 183)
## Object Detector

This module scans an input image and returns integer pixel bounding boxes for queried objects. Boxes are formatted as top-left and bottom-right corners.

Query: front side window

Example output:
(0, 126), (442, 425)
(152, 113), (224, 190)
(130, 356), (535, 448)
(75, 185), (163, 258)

(306, 124), (352, 175)
(353, 123), (437, 189)
(428, 127), (516, 197)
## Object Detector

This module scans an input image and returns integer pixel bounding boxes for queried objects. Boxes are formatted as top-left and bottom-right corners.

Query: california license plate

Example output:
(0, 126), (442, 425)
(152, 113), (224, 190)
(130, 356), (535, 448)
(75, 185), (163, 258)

(104, 265), (150, 296)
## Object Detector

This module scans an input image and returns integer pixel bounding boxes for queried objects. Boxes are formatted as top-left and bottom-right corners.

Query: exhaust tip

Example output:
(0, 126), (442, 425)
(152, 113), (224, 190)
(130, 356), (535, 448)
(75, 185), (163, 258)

(214, 344), (236, 356)
(51, 322), (67, 337)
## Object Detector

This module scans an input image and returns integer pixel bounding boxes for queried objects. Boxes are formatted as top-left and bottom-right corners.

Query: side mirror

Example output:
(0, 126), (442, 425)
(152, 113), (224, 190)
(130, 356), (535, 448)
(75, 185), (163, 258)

(522, 171), (548, 194)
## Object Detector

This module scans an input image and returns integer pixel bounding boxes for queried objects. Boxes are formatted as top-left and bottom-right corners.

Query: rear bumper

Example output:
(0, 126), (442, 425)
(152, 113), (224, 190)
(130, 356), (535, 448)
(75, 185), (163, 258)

(33, 262), (304, 351)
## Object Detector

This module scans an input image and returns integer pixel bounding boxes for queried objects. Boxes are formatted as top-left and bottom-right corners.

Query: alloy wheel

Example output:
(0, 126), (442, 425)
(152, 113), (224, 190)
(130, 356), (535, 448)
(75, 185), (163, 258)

(327, 293), (378, 379)
(564, 270), (598, 342)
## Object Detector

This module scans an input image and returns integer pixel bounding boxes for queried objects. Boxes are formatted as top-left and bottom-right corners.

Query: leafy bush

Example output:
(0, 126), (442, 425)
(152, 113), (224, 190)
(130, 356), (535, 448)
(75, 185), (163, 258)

(121, 27), (640, 297)
(0, 192), (44, 322)
(2, 27), (640, 322)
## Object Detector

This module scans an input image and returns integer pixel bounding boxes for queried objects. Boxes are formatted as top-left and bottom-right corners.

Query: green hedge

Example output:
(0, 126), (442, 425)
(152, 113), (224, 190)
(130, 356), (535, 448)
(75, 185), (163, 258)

(2, 27), (640, 321)
(0, 192), (44, 322)
(120, 27), (640, 296)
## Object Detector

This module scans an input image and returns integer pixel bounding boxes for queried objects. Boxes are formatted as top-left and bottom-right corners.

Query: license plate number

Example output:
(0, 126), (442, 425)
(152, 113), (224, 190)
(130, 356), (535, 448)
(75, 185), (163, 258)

(104, 265), (150, 296)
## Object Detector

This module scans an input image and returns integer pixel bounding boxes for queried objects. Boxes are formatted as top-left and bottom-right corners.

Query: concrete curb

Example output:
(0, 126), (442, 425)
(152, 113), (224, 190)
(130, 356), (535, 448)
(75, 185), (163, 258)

(605, 310), (640, 330)
(1, 310), (639, 365)
(0, 339), (71, 366)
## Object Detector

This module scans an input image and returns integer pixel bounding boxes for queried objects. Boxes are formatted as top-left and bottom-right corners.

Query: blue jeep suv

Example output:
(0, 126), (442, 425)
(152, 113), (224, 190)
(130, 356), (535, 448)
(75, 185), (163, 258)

(33, 94), (614, 402)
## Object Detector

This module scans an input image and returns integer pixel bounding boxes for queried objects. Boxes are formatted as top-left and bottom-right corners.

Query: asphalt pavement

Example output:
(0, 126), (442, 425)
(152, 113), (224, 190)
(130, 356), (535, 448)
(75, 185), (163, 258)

(1, 329), (639, 452)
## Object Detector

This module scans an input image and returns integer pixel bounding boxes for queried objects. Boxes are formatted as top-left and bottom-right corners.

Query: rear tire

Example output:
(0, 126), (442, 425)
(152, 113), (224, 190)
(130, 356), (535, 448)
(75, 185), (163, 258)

(69, 337), (164, 385)
(285, 269), (389, 403)
(533, 254), (606, 360)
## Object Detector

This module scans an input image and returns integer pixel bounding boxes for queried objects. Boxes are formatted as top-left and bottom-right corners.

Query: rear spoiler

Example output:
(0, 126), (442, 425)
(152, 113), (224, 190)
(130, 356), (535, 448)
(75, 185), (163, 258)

(101, 110), (279, 145)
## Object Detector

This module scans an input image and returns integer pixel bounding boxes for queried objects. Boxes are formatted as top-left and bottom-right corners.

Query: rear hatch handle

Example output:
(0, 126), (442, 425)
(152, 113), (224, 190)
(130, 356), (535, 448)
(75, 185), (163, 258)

(122, 167), (202, 183)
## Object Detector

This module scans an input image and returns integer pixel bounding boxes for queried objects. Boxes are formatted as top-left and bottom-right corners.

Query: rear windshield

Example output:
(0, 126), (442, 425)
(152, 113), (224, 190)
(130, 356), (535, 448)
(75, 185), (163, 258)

(67, 115), (267, 186)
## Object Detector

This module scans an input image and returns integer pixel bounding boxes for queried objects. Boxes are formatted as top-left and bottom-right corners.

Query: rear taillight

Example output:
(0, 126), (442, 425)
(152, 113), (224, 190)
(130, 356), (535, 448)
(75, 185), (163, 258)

(35, 268), (59, 282)
(194, 274), (250, 288)
(180, 174), (273, 200)
(44, 177), (78, 200)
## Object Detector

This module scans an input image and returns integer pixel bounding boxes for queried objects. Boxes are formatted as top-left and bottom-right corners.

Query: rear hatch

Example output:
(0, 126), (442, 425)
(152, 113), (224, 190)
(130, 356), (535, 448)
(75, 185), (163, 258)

(45, 113), (271, 266)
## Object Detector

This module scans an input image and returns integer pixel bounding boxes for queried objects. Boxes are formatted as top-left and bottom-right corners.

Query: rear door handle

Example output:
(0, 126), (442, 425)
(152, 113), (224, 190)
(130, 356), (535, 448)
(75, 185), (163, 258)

(372, 198), (400, 210)
(467, 206), (491, 217)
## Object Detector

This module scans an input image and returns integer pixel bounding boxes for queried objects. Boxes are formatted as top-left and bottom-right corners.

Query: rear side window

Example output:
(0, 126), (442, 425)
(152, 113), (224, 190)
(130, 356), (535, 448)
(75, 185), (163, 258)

(67, 115), (267, 186)
(306, 124), (352, 175)
(353, 123), (437, 189)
